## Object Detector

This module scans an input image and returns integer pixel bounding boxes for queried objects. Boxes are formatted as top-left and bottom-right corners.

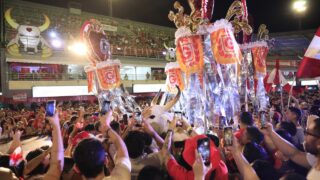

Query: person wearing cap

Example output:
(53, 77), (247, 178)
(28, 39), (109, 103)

(260, 115), (320, 179)
(286, 107), (304, 146)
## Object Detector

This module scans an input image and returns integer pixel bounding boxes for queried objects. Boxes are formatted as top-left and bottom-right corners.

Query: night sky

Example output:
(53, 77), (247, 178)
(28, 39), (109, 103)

(24, 0), (320, 33)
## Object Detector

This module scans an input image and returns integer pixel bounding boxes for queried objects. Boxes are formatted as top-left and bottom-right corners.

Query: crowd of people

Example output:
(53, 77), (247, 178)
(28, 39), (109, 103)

(0, 90), (319, 180)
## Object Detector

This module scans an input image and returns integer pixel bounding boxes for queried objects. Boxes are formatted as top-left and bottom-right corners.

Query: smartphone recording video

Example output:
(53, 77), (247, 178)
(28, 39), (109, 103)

(197, 138), (210, 166)
(46, 100), (56, 117)
(100, 101), (111, 115)
(135, 111), (142, 123)
(224, 127), (233, 146)
(260, 111), (266, 128)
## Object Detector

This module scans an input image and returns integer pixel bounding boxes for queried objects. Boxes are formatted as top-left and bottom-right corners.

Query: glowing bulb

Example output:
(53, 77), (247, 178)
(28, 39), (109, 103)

(293, 0), (307, 13)
(51, 39), (62, 48)
(68, 42), (87, 56)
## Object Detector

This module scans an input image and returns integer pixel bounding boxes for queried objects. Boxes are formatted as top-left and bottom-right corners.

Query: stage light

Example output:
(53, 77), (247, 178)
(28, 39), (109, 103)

(49, 31), (57, 38)
(51, 39), (62, 48)
(117, 47), (122, 50)
(293, 0), (307, 13)
(68, 42), (87, 56)
(162, 51), (167, 55)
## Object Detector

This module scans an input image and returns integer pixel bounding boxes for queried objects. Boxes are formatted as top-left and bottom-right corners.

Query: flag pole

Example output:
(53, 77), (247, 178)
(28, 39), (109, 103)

(280, 84), (285, 116)
(287, 76), (296, 108)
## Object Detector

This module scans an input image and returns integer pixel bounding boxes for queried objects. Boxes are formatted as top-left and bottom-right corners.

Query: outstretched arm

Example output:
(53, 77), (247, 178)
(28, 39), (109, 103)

(100, 110), (128, 159)
(227, 137), (259, 180)
(44, 112), (64, 180)
(261, 122), (312, 169)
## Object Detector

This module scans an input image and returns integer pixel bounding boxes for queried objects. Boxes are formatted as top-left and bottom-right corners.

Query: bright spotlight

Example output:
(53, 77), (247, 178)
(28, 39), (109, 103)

(49, 31), (57, 38)
(68, 42), (87, 56)
(51, 39), (62, 48)
(293, 0), (307, 13)
(162, 51), (167, 55)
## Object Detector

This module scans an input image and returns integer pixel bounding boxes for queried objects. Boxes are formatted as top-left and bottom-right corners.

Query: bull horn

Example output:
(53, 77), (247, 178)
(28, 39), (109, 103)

(151, 89), (162, 106)
(38, 14), (50, 32)
(5, 8), (19, 29)
(164, 85), (181, 111)
(163, 43), (169, 50)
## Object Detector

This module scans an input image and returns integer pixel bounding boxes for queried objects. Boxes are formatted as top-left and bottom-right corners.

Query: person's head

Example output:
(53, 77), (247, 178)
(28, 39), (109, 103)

(124, 131), (151, 159)
(26, 149), (48, 176)
(243, 142), (269, 163)
(84, 124), (95, 134)
(239, 112), (254, 128)
(303, 117), (320, 155)
(251, 160), (280, 180)
(275, 129), (294, 161)
(73, 138), (105, 178)
(280, 121), (297, 137)
(239, 126), (264, 145)
(110, 121), (120, 134)
(137, 166), (165, 180)
(286, 107), (302, 125)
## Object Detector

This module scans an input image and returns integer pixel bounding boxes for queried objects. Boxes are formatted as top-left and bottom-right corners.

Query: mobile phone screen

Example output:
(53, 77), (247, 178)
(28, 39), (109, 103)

(135, 112), (142, 122)
(197, 138), (210, 166)
(100, 101), (111, 115)
(260, 111), (266, 128)
(224, 127), (233, 146)
(46, 100), (56, 117)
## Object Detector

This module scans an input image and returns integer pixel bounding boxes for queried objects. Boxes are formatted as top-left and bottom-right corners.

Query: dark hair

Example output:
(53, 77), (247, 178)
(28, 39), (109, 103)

(110, 121), (120, 133)
(137, 166), (165, 180)
(26, 149), (46, 176)
(276, 129), (293, 144)
(67, 124), (74, 135)
(313, 118), (320, 137)
(288, 107), (302, 124)
(246, 126), (264, 144)
(251, 160), (280, 180)
(280, 121), (297, 136)
(243, 142), (268, 163)
(84, 124), (95, 132)
(83, 114), (91, 120)
(73, 138), (105, 178)
(309, 106), (320, 117)
(94, 121), (101, 132)
(280, 172), (306, 180)
(70, 116), (78, 123)
(124, 131), (148, 159)
(240, 112), (254, 126)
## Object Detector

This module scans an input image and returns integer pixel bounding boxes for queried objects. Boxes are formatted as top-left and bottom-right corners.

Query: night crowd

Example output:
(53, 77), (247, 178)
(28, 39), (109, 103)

(0, 90), (319, 180)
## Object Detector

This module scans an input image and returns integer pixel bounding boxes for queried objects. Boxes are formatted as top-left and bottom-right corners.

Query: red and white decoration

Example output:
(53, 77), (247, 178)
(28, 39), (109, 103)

(297, 27), (320, 78)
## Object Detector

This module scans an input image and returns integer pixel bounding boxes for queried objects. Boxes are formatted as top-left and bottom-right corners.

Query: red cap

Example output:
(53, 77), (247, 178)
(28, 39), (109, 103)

(71, 131), (92, 146)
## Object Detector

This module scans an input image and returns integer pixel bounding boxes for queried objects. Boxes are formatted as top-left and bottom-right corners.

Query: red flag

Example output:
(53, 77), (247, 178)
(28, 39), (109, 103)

(297, 28), (320, 78)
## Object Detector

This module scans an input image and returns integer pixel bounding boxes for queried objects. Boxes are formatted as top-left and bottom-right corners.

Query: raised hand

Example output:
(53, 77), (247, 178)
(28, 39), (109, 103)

(193, 150), (212, 180)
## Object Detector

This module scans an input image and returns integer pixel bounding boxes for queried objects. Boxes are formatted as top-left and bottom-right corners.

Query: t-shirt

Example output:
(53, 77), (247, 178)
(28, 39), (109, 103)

(307, 167), (320, 180)
(306, 153), (318, 167)
(130, 152), (163, 180)
(292, 127), (304, 146)
(103, 157), (131, 180)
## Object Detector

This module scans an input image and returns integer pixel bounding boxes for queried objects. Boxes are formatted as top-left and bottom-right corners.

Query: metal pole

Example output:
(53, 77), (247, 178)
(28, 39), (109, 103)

(298, 16), (302, 30)
(108, 0), (113, 17)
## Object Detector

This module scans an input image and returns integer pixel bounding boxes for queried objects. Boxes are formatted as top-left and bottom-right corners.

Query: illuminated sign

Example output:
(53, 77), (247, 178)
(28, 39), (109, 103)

(33, 86), (94, 97)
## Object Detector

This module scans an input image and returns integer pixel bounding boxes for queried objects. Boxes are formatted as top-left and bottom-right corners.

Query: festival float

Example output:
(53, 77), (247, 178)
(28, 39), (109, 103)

(163, 0), (271, 133)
